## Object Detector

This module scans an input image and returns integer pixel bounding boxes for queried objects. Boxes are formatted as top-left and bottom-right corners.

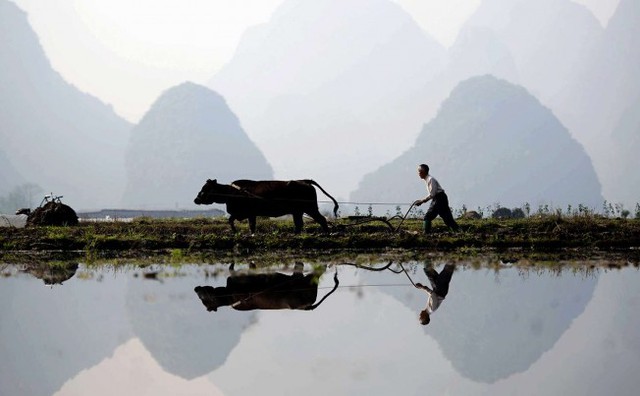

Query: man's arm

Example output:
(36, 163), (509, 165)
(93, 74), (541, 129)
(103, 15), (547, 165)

(414, 178), (435, 206)
(415, 282), (433, 293)
(413, 196), (431, 206)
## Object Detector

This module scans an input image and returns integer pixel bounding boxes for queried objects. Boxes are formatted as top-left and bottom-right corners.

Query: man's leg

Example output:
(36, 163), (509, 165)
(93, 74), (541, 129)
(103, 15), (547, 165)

(424, 200), (438, 234)
(423, 264), (439, 290)
(437, 193), (459, 231)
(435, 264), (455, 297)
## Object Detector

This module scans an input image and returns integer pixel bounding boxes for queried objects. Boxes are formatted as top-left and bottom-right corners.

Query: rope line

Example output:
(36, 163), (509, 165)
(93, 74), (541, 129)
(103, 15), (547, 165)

(197, 283), (415, 300)
(197, 189), (417, 207)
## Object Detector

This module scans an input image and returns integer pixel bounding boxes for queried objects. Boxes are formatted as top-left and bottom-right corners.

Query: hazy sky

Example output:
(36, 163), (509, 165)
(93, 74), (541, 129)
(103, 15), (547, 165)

(10, 0), (620, 123)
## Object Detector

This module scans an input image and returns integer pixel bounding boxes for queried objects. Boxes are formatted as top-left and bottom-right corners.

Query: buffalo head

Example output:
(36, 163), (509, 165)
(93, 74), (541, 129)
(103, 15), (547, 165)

(194, 286), (222, 312)
(194, 179), (224, 205)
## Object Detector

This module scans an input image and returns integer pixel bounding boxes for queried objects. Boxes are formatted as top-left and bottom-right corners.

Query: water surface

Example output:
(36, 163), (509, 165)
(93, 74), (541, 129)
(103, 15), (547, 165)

(1, 260), (638, 395)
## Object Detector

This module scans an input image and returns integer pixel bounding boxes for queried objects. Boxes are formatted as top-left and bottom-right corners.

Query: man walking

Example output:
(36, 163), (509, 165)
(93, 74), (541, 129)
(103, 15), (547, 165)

(413, 164), (459, 233)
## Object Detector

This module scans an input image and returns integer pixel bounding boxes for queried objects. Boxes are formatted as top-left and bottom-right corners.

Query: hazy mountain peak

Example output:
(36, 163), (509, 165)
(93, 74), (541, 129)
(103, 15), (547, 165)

(460, 0), (602, 103)
(144, 82), (235, 129)
(351, 75), (603, 209)
(214, 0), (445, 97)
(447, 26), (519, 85)
(122, 82), (272, 209)
(0, 149), (24, 196)
(605, 0), (640, 49)
(210, 0), (448, 197)
(1, 0), (54, 84)
(1, 0), (131, 210)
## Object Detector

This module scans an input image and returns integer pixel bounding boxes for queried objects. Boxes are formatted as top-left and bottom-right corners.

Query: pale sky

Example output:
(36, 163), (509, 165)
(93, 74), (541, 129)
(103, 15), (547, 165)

(9, 0), (619, 123)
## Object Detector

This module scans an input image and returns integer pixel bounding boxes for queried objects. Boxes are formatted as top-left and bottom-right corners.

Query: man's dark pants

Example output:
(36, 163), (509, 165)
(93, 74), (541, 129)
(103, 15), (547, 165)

(424, 191), (459, 232)
(424, 264), (455, 298)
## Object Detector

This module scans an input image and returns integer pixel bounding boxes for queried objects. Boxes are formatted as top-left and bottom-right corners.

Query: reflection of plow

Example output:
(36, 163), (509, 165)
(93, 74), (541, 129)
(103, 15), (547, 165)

(337, 261), (419, 287)
(338, 261), (402, 273)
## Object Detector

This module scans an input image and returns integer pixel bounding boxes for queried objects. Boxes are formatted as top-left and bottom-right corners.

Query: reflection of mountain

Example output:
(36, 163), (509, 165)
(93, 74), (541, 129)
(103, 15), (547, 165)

(352, 76), (603, 209)
(57, 338), (224, 395)
(210, 0), (446, 196)
(364, 265), (598, 383)
(482, 268), (640, 395)
(0, 272), (132, 396)
(125, 272), (256, 380)
(0, 0), (131, 209)
(122, 82), (272, 209)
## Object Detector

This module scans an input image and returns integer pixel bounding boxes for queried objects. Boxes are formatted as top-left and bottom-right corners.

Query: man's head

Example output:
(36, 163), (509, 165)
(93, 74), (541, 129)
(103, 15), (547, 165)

(419, 309), (431, 325)
(417, 164), (429, 180)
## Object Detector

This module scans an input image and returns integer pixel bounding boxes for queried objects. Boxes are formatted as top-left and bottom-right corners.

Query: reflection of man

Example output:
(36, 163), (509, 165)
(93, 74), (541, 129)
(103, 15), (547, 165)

(415, 263), (455, 325)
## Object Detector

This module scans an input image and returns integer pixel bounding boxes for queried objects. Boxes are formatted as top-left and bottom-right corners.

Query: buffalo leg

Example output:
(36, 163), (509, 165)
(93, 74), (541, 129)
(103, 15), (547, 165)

(293, 213), (304, 234)
(307, 209), (329, 232)
(228, 216), (238, 233)
(249, 216), (257, 234)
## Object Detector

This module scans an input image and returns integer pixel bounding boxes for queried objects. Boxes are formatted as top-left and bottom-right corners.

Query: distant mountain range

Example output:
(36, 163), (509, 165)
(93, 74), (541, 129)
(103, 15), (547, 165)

(122, 82), (273, 209)
(210, 0), (447, 197)
(1, 0), (274, 212)
(550, 0), (640, 207)
(208, 0), (636, 207)
(351, 76), (603, 210)
(2, 0), (637, 211)
(460, 0), (602, 106)
(0, 0), (131, 210)
(446, 0), (638, 207)
(0, 149), (24, 196)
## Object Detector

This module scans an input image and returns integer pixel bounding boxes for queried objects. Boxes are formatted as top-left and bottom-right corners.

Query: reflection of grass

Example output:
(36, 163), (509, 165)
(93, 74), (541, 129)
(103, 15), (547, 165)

(0, 216), (639, 261)
(0, 255), (635, 279)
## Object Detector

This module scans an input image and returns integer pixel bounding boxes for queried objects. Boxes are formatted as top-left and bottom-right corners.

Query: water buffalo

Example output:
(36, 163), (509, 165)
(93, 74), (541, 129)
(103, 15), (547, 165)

(194, 179), (339, 233)
(194, 263), (339, 312)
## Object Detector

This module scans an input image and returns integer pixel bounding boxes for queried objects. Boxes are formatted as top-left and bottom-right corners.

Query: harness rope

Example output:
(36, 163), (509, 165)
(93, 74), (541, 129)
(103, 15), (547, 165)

(217, 183), (420, 233)
(399, 262), (418, 287)
(203, 282), (416, 303)
(206, 262), (414, 305)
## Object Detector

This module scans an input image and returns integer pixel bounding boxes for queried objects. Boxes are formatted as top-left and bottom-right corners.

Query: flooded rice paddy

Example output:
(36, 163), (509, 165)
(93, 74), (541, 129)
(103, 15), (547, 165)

(1, 258), (639, 395)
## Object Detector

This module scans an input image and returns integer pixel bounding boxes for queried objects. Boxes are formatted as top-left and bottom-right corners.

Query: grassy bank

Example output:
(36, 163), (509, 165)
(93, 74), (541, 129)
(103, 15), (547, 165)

(1, 215), (639, 262)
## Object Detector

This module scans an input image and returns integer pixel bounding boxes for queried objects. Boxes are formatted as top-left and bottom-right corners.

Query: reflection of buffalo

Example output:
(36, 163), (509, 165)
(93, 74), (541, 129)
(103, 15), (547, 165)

(193, 179), (339, 233)
(23, 262), (79, 285)
(194, 264), (339, 312)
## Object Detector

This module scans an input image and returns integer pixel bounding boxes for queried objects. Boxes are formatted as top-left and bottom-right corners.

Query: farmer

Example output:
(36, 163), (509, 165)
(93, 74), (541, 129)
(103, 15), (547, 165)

(413, 164), (459, 233)
(415, 263), (455, 326)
